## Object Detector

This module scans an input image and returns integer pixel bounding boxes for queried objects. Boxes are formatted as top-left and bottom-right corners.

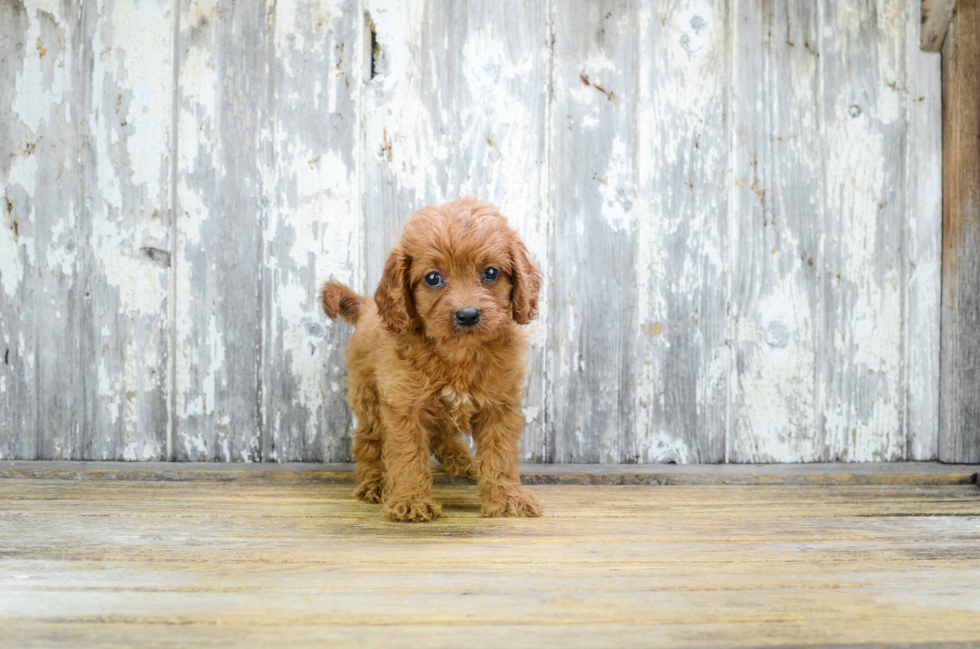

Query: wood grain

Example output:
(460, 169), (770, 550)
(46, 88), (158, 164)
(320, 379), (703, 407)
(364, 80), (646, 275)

(921, 0), (957, 51)
(633, 0), (731, 464)
(730, 0), (821, 462)
(259, 1), (362, 462)
(0, 0), (72, 461)
(2, 478), (980, 648)
(905, 0), (943, 460)
(78, 0), (173, 461)
(173, 0), (269, 461)
(549, 0), (639, 463)
(0, 0), (948, 465)
(0, 0), (172, 461)
(819, 0), (909, 462)
(1, 461), (975, 486)
(940, 0), (980, 463)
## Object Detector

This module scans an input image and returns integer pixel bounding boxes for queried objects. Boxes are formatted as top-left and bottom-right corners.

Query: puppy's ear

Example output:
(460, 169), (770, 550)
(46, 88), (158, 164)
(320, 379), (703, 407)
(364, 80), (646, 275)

(510, 239), (541, 325)
(374, 246), (415, 335)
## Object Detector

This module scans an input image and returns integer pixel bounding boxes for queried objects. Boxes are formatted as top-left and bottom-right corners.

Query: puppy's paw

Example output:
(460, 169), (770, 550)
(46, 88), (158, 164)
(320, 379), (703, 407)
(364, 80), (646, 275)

(382, 497), (442, 522)
(354, 479), (384, 504)
(481, 488), (543, 518)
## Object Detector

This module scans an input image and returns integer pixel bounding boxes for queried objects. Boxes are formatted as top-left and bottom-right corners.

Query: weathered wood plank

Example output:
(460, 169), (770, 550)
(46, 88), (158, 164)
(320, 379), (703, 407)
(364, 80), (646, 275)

(729, 0), (822, 462)
(550, 0), (638, 463)
(361, 0), (550, 460)
(633, 0), (730, 463)
(920, 0), (957, 50)
(174, 0), (270, 461)
(0, 0), (58, 460)
(1, 0), (172, 461)
(819, 0), (908, 462)
(0, 460), (975, 485)
(3, 483), (980, 520)
(2, 480), (980, 648)
(905, 0), (943, 460)
(8, 620), (980, 649)
(260, 1), (362, 462)
(1, 0), (949, 465)
(940, 0), (980, 463)
(76, 0), (173, 460)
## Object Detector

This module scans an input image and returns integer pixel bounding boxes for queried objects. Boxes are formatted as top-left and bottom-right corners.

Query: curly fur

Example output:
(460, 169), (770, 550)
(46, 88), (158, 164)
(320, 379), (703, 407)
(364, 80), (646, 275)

(321, 198), (542, 522)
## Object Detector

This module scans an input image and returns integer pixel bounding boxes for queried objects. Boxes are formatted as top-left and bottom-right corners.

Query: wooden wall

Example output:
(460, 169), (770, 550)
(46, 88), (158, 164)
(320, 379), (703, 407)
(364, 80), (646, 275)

(940, 0), (980, 463)
(0, 0), (945, 463)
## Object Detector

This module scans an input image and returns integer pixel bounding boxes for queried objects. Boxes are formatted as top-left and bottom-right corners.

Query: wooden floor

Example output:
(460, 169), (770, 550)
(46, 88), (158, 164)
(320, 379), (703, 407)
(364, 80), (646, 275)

(2, 465), (980, 648)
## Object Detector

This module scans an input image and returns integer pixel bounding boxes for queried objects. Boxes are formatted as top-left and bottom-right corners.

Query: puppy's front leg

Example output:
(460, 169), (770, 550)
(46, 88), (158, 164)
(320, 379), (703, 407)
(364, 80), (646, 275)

(472, 402), (542, 518)
(381, 408), (441, 522)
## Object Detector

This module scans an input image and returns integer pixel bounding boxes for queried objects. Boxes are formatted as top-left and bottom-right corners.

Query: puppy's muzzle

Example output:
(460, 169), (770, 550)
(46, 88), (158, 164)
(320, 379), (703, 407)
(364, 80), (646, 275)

(454, 307), (481, 328)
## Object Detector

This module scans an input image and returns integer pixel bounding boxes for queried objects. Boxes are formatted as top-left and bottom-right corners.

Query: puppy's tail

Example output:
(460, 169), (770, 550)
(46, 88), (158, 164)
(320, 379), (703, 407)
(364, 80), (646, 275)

(320, 280), (366, 325)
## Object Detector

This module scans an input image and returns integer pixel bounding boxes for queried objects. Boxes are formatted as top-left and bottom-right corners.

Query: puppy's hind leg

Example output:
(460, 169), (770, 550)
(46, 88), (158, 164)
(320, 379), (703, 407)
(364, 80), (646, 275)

(352, 420), (385, 504)
(350, 386), (385, 504)
(431, 426), (477, 481)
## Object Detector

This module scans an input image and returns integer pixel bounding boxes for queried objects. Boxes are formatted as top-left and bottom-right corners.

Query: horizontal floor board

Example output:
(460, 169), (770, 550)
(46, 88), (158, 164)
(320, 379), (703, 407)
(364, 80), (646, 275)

(0, 462), (976, 485)
(1, 478), (980, 647)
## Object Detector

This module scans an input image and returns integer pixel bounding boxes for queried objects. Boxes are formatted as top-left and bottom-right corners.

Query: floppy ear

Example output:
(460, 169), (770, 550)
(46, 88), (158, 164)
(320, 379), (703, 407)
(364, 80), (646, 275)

(374, 246), (415, 335)
(510, 239), (541, 325)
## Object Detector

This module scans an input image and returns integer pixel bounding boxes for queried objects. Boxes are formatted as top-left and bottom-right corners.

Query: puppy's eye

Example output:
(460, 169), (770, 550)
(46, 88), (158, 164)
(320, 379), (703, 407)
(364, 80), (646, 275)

(424, 272), (444, 288)
(482, 267), (499, 283)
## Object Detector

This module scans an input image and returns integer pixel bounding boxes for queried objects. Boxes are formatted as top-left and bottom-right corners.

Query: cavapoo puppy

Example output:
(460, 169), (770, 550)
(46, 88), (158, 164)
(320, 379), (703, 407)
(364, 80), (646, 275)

(320, 198), (542, 522)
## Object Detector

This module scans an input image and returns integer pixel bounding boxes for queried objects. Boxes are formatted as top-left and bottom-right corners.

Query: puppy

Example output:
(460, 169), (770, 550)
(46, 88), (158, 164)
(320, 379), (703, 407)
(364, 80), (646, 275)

(320, 198), (542, 522)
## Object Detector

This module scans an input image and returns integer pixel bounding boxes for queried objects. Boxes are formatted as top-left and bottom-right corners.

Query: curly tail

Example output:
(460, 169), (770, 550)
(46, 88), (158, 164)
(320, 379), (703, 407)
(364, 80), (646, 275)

(320, 280), (366, 324)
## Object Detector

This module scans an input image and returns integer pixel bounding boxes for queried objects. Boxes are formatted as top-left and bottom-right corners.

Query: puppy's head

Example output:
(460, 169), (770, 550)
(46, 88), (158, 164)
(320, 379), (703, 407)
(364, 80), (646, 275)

(374, 198), (540, 345)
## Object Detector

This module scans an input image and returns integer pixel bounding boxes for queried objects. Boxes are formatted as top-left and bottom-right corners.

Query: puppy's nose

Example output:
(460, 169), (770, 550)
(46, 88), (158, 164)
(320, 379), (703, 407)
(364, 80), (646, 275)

(454, 307), (481, 327)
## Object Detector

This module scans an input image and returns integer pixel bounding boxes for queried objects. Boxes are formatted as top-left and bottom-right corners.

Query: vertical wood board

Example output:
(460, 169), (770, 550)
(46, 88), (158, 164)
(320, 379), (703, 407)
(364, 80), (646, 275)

(729, 0), (822, 462)
(78, 0), (173, 461)
(634, 0), (731, 464)
(905, 0), (942, 460)
(260, 0), (362, 462)
(939, 0), (980, 463)
(173, 0), (268, 461)
(819, 0), (908, 462)
(549, 0), (639, 463)
(0, 0), (172, 461)
(0, 0), (76, 460)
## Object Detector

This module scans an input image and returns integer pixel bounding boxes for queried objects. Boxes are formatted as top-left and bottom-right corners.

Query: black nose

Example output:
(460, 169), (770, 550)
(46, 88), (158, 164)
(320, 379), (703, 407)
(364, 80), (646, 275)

(454, 307), (481, 327)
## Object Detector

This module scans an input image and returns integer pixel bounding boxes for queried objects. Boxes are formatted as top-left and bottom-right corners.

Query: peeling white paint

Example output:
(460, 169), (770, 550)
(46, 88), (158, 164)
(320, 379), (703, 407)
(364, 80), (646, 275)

(98, 361), (121, 426)
(597, 136), (635, 233)
(522, 406), (540, 425)
(1, 0), (943, 464)
(11, 10), (71, 135)
(107, 0), (173, 202)
(904, 0), (942, 460)
(1, 155), (40, 297)
(0, 222), (24, 298)
(632, 0), (730, 462)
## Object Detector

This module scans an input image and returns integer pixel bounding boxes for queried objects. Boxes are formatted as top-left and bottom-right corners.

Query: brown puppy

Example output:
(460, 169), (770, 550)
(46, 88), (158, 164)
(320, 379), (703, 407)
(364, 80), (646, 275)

(320, 198), (542, 522)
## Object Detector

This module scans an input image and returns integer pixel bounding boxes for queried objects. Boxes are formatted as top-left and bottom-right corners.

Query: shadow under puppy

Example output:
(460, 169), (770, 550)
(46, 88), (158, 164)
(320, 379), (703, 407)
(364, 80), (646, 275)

(321, 198), (542, 522)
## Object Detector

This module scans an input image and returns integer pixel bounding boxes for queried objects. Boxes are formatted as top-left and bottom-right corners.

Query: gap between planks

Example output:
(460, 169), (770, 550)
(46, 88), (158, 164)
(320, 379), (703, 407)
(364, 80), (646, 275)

(0, 461), (975, 486)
